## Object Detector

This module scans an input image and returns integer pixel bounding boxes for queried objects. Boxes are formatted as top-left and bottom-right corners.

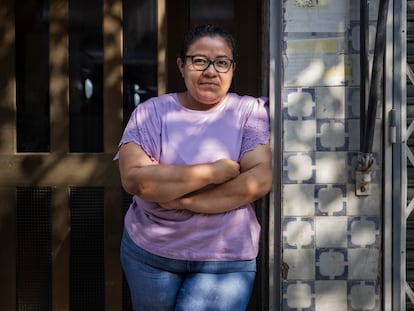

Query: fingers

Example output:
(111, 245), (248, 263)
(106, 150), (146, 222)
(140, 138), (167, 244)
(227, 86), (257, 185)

(212, 158), (240, 184)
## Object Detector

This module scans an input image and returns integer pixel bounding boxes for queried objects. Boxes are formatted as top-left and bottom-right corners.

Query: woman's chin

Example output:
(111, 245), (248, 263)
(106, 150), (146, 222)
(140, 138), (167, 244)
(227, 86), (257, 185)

(196, 93), (225, 105)
(184, 91), (226, 110)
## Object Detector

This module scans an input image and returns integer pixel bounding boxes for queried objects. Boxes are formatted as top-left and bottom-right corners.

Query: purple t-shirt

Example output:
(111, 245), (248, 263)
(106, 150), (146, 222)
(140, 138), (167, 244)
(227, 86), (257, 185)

(117, 92), (270, 261)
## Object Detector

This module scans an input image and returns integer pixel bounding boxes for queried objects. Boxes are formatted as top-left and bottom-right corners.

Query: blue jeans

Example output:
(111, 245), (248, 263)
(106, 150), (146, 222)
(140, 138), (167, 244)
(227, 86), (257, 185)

(120, 229), (256, 311)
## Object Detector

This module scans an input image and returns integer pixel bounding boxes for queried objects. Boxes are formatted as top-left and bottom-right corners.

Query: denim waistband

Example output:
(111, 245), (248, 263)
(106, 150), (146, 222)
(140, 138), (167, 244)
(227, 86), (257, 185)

(121, 229), (257, 274)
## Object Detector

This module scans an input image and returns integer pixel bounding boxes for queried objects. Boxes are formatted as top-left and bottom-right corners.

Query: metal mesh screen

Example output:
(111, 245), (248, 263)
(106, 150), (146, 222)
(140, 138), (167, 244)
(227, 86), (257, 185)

(16, 187), (52, 311)
(70, 187), (104, 310)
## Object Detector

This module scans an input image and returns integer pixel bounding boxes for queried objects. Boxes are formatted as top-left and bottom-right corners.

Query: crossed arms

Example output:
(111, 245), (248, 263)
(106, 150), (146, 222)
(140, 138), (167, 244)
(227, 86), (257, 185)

(118, 142), (272, 214)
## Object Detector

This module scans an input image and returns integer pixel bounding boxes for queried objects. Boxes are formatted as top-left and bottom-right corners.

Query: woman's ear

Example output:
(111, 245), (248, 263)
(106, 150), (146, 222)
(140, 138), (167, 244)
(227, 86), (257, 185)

(177, 57), (184, 77)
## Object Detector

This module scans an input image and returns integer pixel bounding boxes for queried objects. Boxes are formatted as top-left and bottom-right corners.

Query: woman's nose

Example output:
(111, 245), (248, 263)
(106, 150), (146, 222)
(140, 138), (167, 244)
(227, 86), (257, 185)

(202, 63), (218, 75)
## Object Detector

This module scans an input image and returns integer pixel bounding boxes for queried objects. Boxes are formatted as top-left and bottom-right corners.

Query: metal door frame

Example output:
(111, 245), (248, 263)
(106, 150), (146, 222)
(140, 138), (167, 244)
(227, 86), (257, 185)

(387, 0), (408, 309)
(268, 0), (283, 309)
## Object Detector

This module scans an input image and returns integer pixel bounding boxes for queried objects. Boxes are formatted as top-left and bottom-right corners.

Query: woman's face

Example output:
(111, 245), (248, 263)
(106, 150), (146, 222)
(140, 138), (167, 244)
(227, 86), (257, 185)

(177, 36), (235, 110)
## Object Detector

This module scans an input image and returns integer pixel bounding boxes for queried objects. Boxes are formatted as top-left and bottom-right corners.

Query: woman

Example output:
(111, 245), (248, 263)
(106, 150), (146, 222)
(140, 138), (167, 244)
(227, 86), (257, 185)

(116, 24), (272, 310)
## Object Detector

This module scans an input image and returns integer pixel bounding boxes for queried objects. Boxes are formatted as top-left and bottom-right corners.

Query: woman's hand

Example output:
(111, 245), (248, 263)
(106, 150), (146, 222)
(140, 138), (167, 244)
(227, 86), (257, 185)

(159, 200), (180, 210)
(211, 158), (240, 184)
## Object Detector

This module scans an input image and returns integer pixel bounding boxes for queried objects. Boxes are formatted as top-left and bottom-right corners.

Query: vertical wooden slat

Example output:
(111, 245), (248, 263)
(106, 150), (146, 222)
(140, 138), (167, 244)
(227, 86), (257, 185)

(0, 0), (15, 154)
(104, 0), (123, 154)
(158, 0), (167, 95)
(50, 0), (69, 154)
(104, 0), (123, 310)
(50, 2), (70, 309)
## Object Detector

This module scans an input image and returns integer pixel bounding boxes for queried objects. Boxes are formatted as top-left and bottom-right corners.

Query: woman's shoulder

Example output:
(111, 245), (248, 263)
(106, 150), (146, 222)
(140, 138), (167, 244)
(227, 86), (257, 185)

(136, 93), (179, 114)
(228, 92), (267, 102)
(227, 93), (268, 110)
(141, 93), (177, 106)
(128, 94), (178, 123)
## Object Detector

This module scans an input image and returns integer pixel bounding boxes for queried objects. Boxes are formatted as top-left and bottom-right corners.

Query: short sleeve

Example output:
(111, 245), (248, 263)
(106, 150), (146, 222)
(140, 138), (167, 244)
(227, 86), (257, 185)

(240, 96), (270, 158)
(113, 100), (161, 161)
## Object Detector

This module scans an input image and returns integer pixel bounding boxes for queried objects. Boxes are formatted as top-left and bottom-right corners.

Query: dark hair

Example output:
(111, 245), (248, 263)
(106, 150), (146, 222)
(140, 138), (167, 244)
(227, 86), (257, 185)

(179, 25), (237, 61)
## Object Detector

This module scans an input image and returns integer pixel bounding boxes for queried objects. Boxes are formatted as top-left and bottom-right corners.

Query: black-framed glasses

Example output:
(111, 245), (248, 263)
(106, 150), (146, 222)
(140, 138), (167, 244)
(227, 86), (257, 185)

(184, 55), (234, 73)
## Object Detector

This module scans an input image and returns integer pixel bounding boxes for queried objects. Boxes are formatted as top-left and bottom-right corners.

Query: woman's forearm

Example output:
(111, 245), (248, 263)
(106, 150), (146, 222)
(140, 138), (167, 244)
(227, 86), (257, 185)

(162, 162), (272, 214)
(122, 162), (234, 202)
(160, 143), (273, 213)
(119, 143), (240, 202)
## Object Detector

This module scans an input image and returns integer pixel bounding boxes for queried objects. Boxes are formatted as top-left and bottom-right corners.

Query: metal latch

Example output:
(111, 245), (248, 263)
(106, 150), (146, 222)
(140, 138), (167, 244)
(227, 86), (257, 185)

(355, 170), (372, 196)
(355, 153), (373, 196)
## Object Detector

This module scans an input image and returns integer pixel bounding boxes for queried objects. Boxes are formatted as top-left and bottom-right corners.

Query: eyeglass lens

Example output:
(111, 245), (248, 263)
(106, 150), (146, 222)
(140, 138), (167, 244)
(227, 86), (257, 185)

(188, 55), (233, 73)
